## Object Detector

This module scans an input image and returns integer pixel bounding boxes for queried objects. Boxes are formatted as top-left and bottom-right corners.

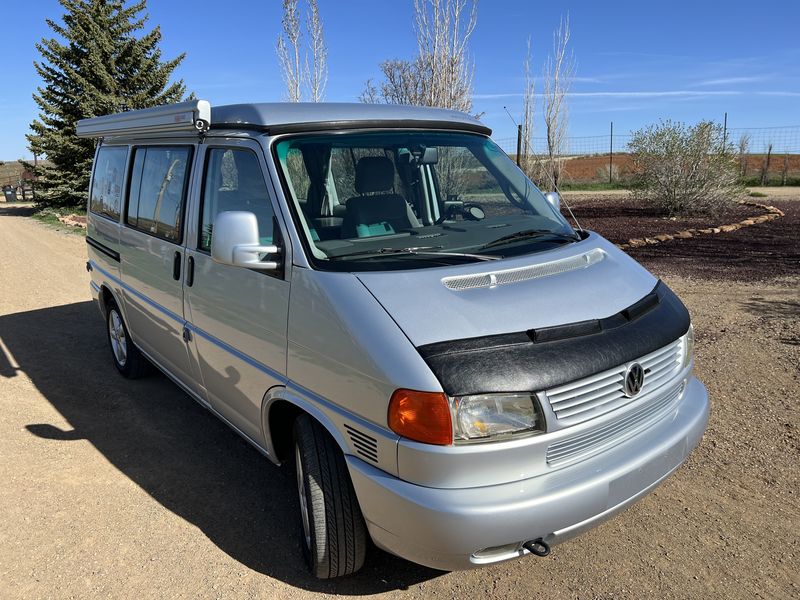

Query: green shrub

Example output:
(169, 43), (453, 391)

(628, 120), (742, 215)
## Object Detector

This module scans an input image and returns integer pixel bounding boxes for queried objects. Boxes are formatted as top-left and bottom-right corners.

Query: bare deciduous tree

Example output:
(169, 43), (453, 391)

(737, 133), (750, 177)
(760, 142), (773, 185)
(277, 0), (302, 102)
(305, 0), (327, 102)
(277, 0), (327, 102)
(413, 0), (477, 111)
(365, 59), (425, 105)
(519, 36), (539, 181)
(361, 0), (478, 112)
(542, 15), (575, 189)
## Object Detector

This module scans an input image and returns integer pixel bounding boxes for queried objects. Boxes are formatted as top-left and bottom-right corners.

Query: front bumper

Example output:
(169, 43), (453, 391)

(347, 376), (709, 571)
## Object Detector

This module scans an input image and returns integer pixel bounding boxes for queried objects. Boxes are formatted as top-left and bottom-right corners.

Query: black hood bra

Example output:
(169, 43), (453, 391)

(417, 281), (691, 397)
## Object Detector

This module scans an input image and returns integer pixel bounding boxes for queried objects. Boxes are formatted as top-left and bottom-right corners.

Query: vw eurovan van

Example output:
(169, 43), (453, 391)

(78, 101), (709, 578)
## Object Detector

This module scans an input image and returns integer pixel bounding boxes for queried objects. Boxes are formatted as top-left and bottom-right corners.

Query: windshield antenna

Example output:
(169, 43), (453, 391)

(502, 106), (583, 231)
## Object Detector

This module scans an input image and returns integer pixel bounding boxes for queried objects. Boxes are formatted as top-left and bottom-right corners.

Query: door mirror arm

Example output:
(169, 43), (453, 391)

(211, 211), (282, 272)
(232, 244), (281, 271)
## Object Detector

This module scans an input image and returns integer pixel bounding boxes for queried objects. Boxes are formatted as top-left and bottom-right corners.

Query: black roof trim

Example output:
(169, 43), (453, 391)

(210, 118), (492, 136)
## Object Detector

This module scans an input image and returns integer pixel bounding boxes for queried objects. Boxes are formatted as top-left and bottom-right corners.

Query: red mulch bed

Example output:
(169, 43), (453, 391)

(565, 197), (799, 282)
(564, 196), (764, 245)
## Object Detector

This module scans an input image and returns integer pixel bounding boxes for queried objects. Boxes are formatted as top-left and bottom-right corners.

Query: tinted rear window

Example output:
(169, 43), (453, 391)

(126, 146), (192, 242)
(89, 146), (128, 220)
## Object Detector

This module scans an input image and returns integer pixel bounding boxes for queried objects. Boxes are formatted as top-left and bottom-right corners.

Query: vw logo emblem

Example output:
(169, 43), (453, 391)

(623, 363), (645, 397)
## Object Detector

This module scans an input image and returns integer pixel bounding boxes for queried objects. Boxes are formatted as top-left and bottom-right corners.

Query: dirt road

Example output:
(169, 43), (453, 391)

(0, 204), (797, 599)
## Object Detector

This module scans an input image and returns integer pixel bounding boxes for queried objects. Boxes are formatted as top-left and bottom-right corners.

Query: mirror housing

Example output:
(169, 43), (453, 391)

(210, 211), (281, 271)
(544, 191), (561, 211)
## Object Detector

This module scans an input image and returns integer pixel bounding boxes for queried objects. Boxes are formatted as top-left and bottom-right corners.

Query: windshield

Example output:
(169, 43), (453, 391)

(273, 131), (578, 271)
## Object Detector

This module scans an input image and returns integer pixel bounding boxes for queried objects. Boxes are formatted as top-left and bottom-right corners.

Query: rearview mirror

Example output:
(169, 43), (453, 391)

(544, 191), (561, 211)
(211, 211), (281, 271)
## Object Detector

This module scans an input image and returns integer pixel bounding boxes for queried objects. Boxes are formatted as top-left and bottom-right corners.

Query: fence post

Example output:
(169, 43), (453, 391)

(32, 153), (38, 203)
(516, 124), (522, 167)
(609, 121), (613, 184)
(722, 112), (728, 154)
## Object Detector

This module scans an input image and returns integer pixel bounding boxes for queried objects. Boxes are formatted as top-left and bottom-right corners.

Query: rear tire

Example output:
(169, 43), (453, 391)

(294, 414), (367, 578)
(106, 300), (148, 379)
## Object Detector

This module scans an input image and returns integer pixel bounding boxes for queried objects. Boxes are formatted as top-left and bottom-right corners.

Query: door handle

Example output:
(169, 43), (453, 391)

(173, 251), (181, 280)
(186, 256), (195, 287)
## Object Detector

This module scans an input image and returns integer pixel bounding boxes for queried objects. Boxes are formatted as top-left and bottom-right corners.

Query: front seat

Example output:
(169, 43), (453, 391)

(341, 156), (420, 238)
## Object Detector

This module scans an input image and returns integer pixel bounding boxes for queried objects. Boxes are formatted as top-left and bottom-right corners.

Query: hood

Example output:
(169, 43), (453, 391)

(355, 232), (658, 347)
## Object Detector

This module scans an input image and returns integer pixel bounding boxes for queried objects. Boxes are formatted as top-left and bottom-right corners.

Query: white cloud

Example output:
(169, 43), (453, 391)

(474, 90), (744, 100)
(694, 76), (766, 86)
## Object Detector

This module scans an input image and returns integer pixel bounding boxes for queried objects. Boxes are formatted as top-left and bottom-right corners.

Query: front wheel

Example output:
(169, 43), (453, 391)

(294, 414), (367, 578)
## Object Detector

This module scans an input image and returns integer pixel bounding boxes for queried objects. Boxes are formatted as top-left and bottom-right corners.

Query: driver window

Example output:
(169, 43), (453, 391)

(199, 148), (275, 251)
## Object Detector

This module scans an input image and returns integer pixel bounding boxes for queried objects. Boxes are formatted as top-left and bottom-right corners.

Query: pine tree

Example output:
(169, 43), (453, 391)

(27, 0), (188, 207)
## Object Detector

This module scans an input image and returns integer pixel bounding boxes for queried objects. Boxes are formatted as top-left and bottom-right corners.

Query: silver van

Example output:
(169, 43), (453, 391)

(78, 100), (709, 578)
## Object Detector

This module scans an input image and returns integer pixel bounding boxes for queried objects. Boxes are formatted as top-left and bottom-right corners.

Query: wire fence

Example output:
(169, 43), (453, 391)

(493, 125), (800, 185)
(494, 125), (800, 157)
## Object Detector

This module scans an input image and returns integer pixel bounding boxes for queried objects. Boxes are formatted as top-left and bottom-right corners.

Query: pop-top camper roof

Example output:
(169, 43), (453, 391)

(76, 100), (491, 139)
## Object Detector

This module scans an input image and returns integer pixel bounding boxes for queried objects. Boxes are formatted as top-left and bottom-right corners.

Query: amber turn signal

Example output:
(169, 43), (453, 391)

(388, 389), (452, 445)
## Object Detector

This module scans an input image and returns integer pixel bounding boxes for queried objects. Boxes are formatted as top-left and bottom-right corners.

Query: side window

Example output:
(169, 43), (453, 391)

(126, 146), (192, 242)
(199, 148), (275, 252)
(89, 146), (127, 220)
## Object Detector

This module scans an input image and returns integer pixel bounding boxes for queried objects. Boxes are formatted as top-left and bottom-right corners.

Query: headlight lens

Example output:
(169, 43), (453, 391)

(682, 323), (695, 368)
(451, 393), (544, 442)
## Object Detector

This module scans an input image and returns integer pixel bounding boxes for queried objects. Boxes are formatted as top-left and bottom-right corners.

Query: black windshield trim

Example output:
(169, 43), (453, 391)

(215, 119), (491, 136)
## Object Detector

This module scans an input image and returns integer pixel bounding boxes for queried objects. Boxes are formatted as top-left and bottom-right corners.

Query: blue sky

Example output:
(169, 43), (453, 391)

(1, 0), (798, 159)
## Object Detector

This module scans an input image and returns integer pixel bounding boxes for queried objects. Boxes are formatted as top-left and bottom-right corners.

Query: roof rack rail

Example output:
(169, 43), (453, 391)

(76, 100), (211, 139)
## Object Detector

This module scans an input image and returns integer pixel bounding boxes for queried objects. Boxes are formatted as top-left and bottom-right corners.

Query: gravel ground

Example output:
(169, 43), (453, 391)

(0, 198), (797, 599)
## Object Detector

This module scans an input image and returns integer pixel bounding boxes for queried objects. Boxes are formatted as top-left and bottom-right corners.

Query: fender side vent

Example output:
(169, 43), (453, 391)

(344, 424), (379, 463)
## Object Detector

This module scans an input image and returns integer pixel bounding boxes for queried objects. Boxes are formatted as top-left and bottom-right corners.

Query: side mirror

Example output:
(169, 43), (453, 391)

(210, 211), (281, 271)
(544, 191), (561, 211)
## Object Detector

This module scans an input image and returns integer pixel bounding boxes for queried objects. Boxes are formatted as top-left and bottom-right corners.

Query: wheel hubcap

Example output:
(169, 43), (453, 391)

(109, 310), (128, 367)
(295, 445), (311, 550)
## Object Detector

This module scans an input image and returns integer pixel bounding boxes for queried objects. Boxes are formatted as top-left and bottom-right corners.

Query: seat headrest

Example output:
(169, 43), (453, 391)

(355, 156), (394, 194)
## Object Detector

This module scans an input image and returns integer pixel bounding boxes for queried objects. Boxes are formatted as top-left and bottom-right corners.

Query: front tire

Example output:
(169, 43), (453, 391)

(294, 414), (367, 578)
(106, 300), (148, 379)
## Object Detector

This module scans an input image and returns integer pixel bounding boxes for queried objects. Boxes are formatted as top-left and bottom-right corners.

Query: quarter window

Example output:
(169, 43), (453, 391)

(126, 146), (192, 242)
(89, 146), (127, 220)
(199, 148), (274, 252)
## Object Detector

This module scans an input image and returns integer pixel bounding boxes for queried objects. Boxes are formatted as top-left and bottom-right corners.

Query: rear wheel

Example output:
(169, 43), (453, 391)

(106, 300), (148, 379)
(293, 414), (367, 578)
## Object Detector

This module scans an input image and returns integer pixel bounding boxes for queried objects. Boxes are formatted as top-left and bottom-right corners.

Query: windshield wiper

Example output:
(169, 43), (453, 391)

(480, 229), (580, 250)
(330, 246), (501, 261)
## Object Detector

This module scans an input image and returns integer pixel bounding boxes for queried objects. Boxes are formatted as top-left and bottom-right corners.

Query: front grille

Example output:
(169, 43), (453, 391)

(544, 338), (684, 426)
(546, 382), (684, 467)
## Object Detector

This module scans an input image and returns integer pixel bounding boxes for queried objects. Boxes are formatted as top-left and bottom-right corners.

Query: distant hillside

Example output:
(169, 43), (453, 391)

(0, 160), (49, 188)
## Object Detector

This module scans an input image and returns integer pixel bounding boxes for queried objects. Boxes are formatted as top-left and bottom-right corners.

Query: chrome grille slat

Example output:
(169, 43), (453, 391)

(548, 378), (623, 409)
(546, 383), (683, 466)
(544, 338), (683, 426)
(642, 367), (679, 392)
(547, 367), (624, 397)
(640, 342), (679, 363)
(646, 358), (679, 376)
(643, 352), (679, 372)
(555, 392), (628, 419)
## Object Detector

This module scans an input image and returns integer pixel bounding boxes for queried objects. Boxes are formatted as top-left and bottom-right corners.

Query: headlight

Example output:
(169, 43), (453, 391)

(451, 393), (544, 442)
(682, 323), (694, 368)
